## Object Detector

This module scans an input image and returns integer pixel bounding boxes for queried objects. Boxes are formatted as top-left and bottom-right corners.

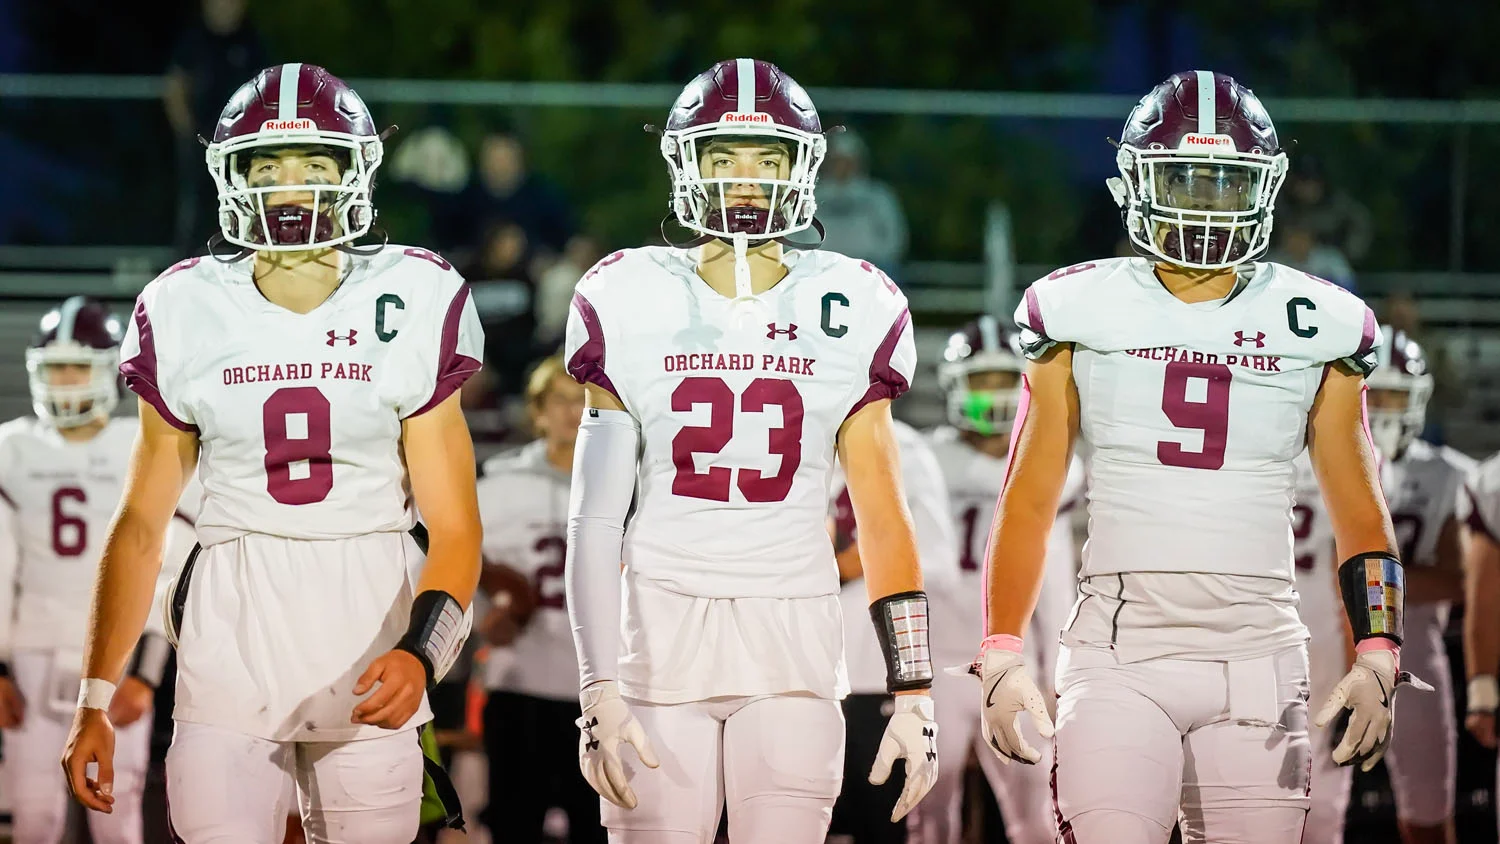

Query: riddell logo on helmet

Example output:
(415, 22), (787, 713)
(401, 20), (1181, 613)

(720, 112), (772, 124)
(1181, 133), (1235, 150)
(261, 118), (315, 132)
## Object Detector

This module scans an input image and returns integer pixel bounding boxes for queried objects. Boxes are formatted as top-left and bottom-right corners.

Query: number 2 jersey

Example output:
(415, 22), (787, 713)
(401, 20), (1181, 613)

(1017, 257), (1379, 662)
(119, 246), (483, 546)
(564, 246), (915, 702)
(0, 416), (199, 666)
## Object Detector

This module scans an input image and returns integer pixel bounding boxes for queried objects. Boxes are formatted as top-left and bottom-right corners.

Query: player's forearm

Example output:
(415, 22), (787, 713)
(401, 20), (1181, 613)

(414, 528), (481, 609)
(858, 517), (923, 600)
(83, 509), (167, 682)
(984, 508), (1052, 636)
(1463, 539), (1500, 680)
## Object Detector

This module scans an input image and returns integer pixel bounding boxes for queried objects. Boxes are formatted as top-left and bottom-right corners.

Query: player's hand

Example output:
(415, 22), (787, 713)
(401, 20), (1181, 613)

(0, 675), (26, 728)
(351, 649), (428, 729)
(868, 692), (939, 822)
(577, 680), (659, 809)
(107, 677), (154, 728)
(61, 707), (116, 813)
(1466, 712), (1497, 749)
(1313, 649), (1432, 772)
(975, 648), (1054, 765)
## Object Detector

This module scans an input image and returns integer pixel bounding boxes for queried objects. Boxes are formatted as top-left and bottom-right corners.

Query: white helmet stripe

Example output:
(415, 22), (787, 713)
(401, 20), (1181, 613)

(736, 58), (756, 114)
(278, 63), (303, 120)
(56, 296), (84, 345)
(978, 314), (1001, 355)
(1195, 70), (1216, 135)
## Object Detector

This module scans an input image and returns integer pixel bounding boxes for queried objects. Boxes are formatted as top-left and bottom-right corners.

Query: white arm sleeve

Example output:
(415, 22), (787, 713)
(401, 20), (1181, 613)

(565, 408), (640, 689)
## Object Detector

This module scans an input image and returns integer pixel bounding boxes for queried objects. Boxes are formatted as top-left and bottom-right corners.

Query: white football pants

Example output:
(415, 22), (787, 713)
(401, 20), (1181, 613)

(1382, 604), (1456, 826)
(165, 720), (424, 843)
(1052, 645), (1312, 844)
(1304, 632), (1352, 843)
(601, 694), (844, 843)
(1, 650), (151, 844)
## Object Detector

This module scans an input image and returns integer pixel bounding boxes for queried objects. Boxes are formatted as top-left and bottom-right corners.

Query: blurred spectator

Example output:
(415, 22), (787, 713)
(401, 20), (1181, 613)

(1268, 223), (1357, 292)
(437, 129), (574, 262)
(388, 125), (471, 195)
(464, 219), (539, 400)
(1277, 155), (1374, 263)
(814, 129), (908, 275)
(1382, 290), (1463, 444)
(534, 234), (606, 348)
(164, 0), (267, 256)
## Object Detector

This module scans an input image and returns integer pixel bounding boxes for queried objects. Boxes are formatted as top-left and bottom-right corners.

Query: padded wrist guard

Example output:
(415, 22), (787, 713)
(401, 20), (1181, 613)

(395, 590), (467, 688)
(1338, 552), (1405, 646)
(869, 590), (933, 692)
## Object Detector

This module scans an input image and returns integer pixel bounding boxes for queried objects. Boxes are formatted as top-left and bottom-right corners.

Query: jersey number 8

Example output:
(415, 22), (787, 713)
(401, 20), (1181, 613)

(263, 386), (334, 505)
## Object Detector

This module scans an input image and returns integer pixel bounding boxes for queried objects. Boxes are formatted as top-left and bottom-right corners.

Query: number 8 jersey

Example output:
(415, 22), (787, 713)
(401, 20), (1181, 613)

(120, 246), (483, 546)
(1016, 257), (1377, 583)
(565, 246), (915, 599)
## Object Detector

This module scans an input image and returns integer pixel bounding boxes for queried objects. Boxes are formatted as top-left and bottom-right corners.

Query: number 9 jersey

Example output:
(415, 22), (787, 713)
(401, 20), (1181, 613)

(1016, 257), (1377, 584)
(564, 246), (915, 599)
(119, 247), (483, 546)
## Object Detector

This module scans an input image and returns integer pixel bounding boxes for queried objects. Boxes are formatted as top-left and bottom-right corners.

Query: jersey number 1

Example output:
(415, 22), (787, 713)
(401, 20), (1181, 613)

(263, 387), (334, 505)
(1157, 361), (1232, 470)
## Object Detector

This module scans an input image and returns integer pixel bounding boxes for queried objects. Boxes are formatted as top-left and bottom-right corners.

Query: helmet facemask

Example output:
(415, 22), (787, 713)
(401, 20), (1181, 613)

(207, 133), (383, 252)
(1366, 374), (1432, 460)
(661, 126), (825, 242)
(26, 344), (120, 429)
(1114, 143), (1287, 270)
(938, 358), (1024, 437)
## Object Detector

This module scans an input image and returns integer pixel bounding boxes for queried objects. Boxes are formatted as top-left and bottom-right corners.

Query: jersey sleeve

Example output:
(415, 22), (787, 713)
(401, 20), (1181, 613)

(399, 278), (485, 419)
(1013, 283), (1056, 360)
(846, 305), (915, 420)
(1465, 457), (1500, 545)
(119, 280), (198, 432)
(565, 253), (631, 400)
(1339, 303), (1380, 376)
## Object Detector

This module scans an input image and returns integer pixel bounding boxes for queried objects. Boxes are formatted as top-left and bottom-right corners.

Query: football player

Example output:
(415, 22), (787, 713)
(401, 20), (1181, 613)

(61, 64), (483, 841)
(1365, 327), (1472, 844)
(0, 297), (197, 844)
(1462, 452), (1500, 832)
(474, 354), (603, 842)
(905, 315), (1083, 844)
(828, 418), (957, 844)
(563, 58), (938, 842)
(976, 70), (1411, 844)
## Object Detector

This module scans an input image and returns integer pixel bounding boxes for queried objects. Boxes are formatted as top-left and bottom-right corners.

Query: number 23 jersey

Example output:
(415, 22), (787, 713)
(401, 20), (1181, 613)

(565, 246), (915, 599)
(1017, 257), (1378, 583)
(120, 246), (483, 545)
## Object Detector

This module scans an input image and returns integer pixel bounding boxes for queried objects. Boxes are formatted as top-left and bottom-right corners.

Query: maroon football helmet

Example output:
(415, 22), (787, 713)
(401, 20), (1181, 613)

(660, 58), (826, 241)
(1110, 70), (1288, 269)
(206, 63), (384, 251)
(26, 297), (124, 428)
(1367, 325), (1433, 458)
(937, 315), (1026, 436)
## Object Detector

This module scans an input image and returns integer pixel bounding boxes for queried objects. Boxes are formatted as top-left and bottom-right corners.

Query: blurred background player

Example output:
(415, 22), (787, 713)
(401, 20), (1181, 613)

(909, 315), (1084, 844)
(0, 297), (197, 844)
(60, 64), (482, 840)
(475, 354), (603, 843)
(1365, 327), (1472, 844)
(977, 70), (1409, 844)
(828, 419), (958, 844)
(1461, 453), (1500, 831)
(562, 58), (939, 842)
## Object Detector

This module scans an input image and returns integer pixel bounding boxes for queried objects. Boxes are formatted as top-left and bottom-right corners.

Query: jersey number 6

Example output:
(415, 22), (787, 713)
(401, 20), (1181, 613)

(671, 377), (804, 503)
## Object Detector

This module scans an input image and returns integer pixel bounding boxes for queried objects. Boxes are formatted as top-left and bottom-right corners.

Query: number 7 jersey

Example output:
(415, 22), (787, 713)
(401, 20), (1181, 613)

(565, 246), (915, 599)
(1016, 257), (1377, 582)
(119, 247), (483, 545)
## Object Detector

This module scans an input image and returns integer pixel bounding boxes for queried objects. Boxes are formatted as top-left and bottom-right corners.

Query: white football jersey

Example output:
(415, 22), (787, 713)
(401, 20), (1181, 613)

(564, 246), (916, 599)
(0, 416), (197, 660)
(120, 247), (483, 546)
(476, 441), (576, 700)
(832, 420), (958, 694)
(1465, 453), (1500, 545)
(1383, 440), (1472, 571)
(926, 426), (1084, 676)
(1292, 452), (1342, 645)
(1018, 258), (1377, 662)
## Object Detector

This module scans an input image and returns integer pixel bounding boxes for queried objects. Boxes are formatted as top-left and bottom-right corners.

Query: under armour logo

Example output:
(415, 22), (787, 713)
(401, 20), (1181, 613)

(923, 726), (937, 761)
(582, 716), (600, 751)
(767, 323), (798, 340)
(326, 329), (358, 347)
(1233, 330), (1266, 348)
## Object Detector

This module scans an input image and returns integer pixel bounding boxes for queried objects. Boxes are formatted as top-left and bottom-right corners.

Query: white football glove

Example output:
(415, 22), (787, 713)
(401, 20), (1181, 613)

(576, 680), (660, 809)
(975, 649), (1054, 765)
(1313, 649), (1432, 772)
(868, 694), (939, 822)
